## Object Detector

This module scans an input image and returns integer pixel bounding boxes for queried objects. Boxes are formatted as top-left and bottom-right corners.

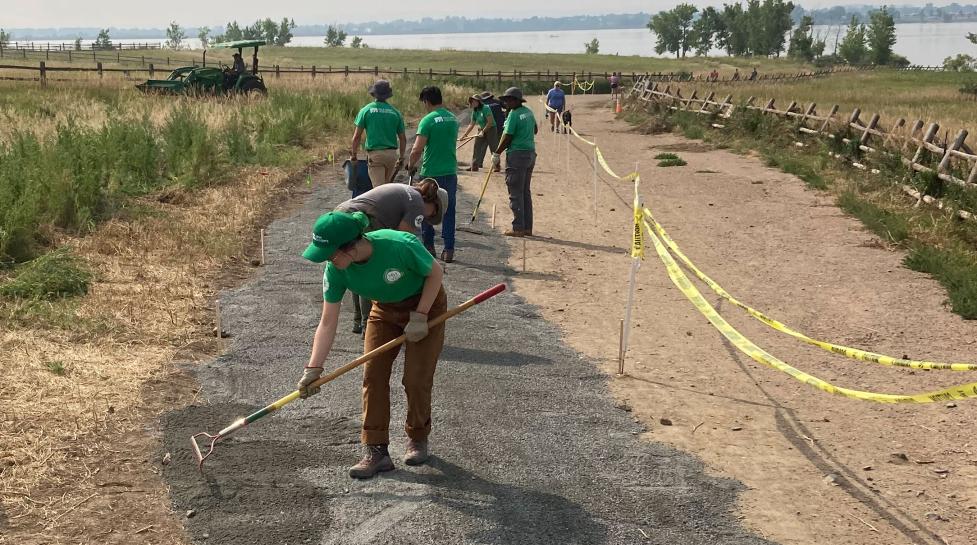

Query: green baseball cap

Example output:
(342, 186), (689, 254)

(301, 211), (369, 263)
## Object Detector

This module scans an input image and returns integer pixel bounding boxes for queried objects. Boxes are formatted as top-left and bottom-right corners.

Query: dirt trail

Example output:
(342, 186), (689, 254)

(472, 95), (977, 545)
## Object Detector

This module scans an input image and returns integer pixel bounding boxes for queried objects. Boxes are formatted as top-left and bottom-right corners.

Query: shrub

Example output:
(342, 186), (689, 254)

(905, 245), (977, 319)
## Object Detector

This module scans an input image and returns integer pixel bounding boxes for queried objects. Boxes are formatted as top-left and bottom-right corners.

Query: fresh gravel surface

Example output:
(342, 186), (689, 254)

(160, 170), (773, 545)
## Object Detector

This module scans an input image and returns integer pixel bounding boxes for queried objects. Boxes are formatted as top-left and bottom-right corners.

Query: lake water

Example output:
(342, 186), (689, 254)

(20, 22), (976, 67)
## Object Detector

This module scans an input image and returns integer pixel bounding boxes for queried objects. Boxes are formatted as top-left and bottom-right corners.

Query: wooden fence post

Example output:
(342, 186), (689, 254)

(149, 63), (154, 77)
(912, 123), (940, 166)
(202, 50), (206, 67)
(374, 66), (379, 76)
(938, 129), (968, 173)
(39, 61), (46, 87)
(312, 65), (317, 79)
(902, 120), (925, 153)
(818, 105), (839, 134)
(497, 70), (502, 83)
(275, 64), (280, 78)
(860, 113), (880, 145)
(97, 61), (103, 78)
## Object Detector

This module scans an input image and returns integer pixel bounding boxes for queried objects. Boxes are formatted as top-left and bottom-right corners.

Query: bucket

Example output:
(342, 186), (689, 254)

(343, 159), (373, 196)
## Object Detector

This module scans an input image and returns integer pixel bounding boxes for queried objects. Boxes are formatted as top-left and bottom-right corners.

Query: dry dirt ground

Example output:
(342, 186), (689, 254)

(469, 95), (977, 545)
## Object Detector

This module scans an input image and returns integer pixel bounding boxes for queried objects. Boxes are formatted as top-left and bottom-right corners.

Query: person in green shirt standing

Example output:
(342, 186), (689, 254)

(351, 80), (407, 186)
(407, 86), (460, 262)
(297, 210), (447, 479)
(459, 94), (500, 173)
(496, 87), (538, 237)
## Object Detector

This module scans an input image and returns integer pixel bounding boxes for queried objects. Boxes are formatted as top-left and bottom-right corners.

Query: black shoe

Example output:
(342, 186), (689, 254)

(424, 243), (436, 257)
(352, 322), (363, 334)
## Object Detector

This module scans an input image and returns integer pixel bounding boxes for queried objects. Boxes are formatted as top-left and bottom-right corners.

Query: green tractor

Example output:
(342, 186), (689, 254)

(136, 40), (268, 96)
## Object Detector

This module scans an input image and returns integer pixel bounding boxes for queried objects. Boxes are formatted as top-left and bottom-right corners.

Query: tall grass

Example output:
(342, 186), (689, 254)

(0, 78), (473, 263)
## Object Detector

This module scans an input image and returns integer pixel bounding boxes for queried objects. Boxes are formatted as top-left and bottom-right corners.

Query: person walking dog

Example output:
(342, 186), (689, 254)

(351, 80), (407, 186)
(408, 86), (460, 263)
(496, 87), (537, 237)
(336, 181), (449, 334)
(298, 210), (447, 479)
(460, 94), (499, 172)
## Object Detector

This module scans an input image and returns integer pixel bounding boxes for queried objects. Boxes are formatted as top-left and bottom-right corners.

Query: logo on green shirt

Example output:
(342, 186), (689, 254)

(384, 268), (403, 284)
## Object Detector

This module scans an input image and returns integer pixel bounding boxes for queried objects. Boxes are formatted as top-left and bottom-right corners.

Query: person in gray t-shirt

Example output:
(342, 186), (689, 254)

(334, 179), (448, 334)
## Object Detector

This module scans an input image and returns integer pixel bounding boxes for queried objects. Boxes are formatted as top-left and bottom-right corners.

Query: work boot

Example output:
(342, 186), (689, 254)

(440, 249), (454, 263)
(403, 440), (429, 466)
(352, 321), (363, 335)
(348, 444), (394, 479)
(424, 242), (436, 257)
(466, 165), (479, 172)
(503, 229), (528, 237)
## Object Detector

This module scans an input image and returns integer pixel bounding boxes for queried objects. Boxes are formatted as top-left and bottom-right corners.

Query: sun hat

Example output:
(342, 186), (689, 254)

(469, 93), (484, 103)
(500, 87), (526, 103)
(478, 91), (494, 101)
(301, 211), (370, 263)
(368, 79), (393, 100)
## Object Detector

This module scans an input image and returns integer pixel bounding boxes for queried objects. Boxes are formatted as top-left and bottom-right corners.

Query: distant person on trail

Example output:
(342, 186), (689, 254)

(609, 72), (621, 99)
(351, 80), (407, 187)
(732, 68), (741, 81)
(496, 87), (537, 238)
(459, 94), (499, 173)
(749, 67), (758, 81)
(408, 86), (460, 263)
(709, 69), (719, 82)
(335, 180), (448, 334)
(297, 210), (447, 479)
(545, 81), (566, 133)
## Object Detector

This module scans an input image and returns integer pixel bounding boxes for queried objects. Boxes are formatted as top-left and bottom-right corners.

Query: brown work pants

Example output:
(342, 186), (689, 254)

(366, 148), (399, 186)
(361, 287), (447, 445)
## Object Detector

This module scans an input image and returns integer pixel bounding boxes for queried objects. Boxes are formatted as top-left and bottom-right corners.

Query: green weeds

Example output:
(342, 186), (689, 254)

(0, 248), (92, 300)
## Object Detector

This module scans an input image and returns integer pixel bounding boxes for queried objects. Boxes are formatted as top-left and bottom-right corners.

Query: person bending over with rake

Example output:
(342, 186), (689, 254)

(335, 180), (448, 334)
(298, 210), (447, 479)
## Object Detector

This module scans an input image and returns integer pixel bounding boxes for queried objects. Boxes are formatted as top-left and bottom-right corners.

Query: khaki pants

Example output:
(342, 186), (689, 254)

(366, 148), (399, 186)
(361, 287), (447, 445)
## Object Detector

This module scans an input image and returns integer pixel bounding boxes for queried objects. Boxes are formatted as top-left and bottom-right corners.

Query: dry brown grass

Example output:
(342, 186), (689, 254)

(0, 162), (312, 543)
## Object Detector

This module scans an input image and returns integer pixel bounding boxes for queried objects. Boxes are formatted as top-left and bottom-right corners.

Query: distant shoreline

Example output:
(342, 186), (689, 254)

(9, 17), (977, 41)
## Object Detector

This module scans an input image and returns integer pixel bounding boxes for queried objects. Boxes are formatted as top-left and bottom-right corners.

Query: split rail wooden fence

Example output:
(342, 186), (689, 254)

(628, 76), (977, 220)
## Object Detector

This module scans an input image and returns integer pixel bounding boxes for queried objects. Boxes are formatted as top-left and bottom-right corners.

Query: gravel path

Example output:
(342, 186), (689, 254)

(159, 170), (772, 545)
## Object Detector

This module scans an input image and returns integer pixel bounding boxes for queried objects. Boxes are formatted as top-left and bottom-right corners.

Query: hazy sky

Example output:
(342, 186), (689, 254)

(2, 0), (927, 28)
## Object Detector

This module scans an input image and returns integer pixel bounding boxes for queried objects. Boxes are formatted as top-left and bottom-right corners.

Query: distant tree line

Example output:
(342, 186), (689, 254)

(211, 18), (297, 47)
(648, 1), (903, 66)
(799, 3), (977, 25)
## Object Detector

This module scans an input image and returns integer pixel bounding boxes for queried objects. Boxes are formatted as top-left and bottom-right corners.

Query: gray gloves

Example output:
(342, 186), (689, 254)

(404, 311), (429, 342)
(297, 366), (324, 398)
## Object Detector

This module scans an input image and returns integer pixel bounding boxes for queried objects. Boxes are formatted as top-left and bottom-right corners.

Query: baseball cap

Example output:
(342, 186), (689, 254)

(301, 211), (370, 263)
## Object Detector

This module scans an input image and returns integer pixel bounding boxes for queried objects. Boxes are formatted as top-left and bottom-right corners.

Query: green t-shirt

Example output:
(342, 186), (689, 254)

(322, 230), (434, 304)
(417, 107), (459, 177)
(354, 101), (405, 151)
(503, 106), (536, 152)
(473, 104), (492, 129)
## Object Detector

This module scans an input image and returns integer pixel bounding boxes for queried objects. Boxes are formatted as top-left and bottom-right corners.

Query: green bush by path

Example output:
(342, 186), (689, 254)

(905, 245), (977, 319)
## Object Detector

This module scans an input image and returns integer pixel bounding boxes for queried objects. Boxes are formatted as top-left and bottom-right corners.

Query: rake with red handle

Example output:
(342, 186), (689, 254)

(191, 283), (507, 471)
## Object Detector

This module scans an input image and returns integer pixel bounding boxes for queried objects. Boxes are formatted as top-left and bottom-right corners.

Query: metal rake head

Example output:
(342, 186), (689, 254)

(190, 431), (221, 472)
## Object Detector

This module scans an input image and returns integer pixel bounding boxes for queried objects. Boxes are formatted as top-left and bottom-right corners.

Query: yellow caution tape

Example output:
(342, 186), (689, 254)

(643, 208), (977, 372)
(595, 147), (638, 181)
(643, 217), (977, 403)
(537, 96), (596, 147)
(631, 177), (644, 260)
(573, 79), (595, 92)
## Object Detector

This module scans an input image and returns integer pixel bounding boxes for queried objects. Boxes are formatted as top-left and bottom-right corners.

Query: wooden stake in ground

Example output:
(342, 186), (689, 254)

(215, 300), (222, 341)
(491, 204), (497, 228)
(618, 319), (625, 375)
(592, 138), (599, 227)
(522, 239), (527, 272)
(259, 229), (265, 266)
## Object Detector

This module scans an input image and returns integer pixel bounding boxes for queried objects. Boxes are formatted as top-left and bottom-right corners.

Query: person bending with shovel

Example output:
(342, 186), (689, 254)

(298, 210), (447, 479)
(335, 180), (448, 334)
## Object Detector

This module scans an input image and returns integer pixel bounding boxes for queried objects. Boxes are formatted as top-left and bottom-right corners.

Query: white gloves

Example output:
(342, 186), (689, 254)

(297, 366), (324, 398)
(404, 312), (429, 342)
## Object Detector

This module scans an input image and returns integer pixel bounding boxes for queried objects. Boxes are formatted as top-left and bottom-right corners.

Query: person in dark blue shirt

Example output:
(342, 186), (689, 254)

(545, 81), (566, 133)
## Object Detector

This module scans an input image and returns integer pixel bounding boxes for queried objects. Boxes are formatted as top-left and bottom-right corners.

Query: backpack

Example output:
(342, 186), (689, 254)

(485, 98), (506, 130)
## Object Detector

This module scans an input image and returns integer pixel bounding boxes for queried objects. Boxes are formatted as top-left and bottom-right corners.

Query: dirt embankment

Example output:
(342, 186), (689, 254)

(474, 95), (977, 545)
